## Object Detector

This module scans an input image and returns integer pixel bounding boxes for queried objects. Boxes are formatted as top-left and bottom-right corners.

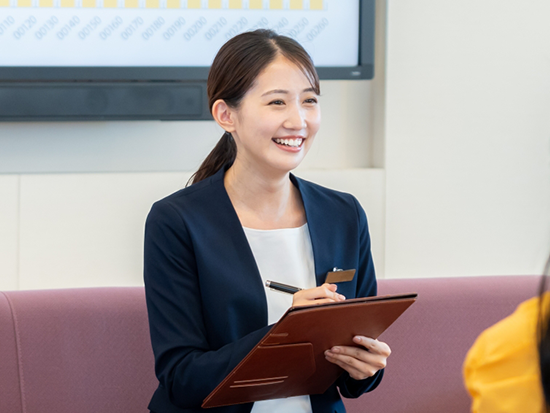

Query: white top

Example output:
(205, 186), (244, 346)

(243, 223), (316, 413)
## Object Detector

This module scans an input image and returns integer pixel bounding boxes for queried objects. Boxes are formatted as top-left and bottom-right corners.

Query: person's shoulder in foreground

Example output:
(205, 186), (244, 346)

(463, 294), (549, 413)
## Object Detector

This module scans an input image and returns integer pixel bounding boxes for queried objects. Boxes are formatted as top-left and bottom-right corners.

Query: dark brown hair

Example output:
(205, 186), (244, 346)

(188, 29), (320, 185)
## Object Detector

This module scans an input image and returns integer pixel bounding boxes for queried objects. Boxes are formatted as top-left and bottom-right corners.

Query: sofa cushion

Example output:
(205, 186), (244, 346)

(1, 276), (541, 413)
(1, 287), (156, 413)
(344, 275), (540, 413)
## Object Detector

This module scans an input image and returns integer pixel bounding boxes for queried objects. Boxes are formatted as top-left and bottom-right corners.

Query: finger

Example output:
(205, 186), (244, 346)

(299, 284), (345, 301)
(328, 345), (370, 363)
(325, 349), (385, 376)
(324, 351), (379, 380)
(326, 346), (387, 370)
(326, 356), (367, 380)
(318, 283), (346, 301)
(353, 336), (391, 357)
(306, 298), (338, 305)
(292, 293), (338, 307)
(293, 297), (339, 307)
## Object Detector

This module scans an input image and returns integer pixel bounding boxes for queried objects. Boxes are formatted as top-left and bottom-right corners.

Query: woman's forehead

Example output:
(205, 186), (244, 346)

(249, 56), (317, 95)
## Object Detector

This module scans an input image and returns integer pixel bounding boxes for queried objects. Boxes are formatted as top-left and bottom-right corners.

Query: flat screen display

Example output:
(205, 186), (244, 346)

(1, 0), (359, 67)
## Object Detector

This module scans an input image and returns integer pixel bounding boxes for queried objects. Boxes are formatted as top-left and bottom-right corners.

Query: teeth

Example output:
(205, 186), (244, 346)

(274, 138), (303, 147)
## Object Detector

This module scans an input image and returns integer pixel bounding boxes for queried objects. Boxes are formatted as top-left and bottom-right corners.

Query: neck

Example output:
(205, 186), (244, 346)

(224, 161), (305, 230)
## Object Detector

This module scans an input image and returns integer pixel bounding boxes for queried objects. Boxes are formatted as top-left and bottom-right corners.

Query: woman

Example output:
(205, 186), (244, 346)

(540, 260), (550, 412)
(144, 29), (389, 413)
(463, 254), (550, 412)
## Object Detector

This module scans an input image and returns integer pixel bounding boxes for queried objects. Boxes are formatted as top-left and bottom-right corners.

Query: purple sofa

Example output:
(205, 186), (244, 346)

(0, 276), (540, 413)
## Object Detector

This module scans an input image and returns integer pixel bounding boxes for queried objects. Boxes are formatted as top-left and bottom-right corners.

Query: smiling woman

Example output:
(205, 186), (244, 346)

(215, 54), (321, 189)
(189, 29), (321, 186)
(143, 29), (388, 413)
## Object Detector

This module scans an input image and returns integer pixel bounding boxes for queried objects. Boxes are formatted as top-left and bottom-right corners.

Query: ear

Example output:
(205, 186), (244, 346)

(212, 99), (237, 133)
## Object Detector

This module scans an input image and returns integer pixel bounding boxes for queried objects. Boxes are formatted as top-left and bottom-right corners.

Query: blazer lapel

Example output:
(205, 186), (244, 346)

(210, 167), (268, 326)
(291, 174), (334, 287)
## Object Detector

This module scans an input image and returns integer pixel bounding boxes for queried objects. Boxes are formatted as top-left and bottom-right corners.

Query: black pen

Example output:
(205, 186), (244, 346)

(265, 280), (302, 295)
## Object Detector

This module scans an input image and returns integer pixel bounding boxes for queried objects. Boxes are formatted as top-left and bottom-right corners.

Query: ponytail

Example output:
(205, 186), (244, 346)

(187, 132), (237, 186)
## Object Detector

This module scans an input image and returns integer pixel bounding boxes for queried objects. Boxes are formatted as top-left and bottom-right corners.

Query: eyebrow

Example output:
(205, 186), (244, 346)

(261, 87), (317, 97)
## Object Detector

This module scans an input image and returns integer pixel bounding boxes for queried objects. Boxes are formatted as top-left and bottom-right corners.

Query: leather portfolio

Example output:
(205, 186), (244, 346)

(202, 292), (417, 408)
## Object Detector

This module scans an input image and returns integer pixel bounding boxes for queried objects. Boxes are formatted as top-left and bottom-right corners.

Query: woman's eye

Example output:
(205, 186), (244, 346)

(269, 100), (285, 105)
(304, 98), (318, 104)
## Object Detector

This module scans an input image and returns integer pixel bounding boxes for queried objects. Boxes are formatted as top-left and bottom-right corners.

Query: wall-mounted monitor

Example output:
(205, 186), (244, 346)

(0, 0), (375, 121)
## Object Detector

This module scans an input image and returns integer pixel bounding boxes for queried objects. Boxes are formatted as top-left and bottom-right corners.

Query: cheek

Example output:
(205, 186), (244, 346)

(243, 109), (279, 133)
(236, 117), (271, 143)
(258, 115), (287, 138)
(308, 110), (321, 135)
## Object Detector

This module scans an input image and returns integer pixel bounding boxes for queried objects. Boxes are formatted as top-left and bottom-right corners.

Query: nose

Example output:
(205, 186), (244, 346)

(283, 105), (307, 131)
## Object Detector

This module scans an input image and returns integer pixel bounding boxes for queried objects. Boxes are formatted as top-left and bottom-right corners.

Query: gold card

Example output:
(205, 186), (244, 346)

(325, 269), (356, 284)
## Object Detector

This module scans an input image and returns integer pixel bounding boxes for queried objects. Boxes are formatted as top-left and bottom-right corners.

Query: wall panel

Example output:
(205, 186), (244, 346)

(19, 172), (190, 289)
(17, 169), (383, 289)
(384, 0), (550, 278)
(0, 176), (19, 290)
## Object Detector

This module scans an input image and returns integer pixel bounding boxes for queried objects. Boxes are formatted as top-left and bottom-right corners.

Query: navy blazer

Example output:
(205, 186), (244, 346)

(144, 166), (383, 413)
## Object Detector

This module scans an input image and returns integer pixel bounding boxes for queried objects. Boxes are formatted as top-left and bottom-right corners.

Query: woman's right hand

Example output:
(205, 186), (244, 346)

(292, 283), (346, 307)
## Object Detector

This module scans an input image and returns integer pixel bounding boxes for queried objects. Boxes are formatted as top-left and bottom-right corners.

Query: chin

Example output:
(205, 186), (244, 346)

(259, 148), (310, 176)
(271, 159), (305, 175)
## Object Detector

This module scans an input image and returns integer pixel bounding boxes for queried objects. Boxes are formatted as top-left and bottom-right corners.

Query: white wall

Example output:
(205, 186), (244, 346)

(0, 168), (385, 290)
(0, 176), (19, 290)
(384, 0), (550, 277)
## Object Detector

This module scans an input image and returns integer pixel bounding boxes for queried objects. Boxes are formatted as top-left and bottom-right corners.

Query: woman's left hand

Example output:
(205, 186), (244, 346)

(324, 336), (391, 380)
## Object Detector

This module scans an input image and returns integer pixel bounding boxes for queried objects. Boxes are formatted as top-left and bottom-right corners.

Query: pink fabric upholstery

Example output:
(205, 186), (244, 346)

(0, 291), (23, 413)
(0, 288), (156, 413)
(345, 275), (541, 413)
(0, 276), (540, 413)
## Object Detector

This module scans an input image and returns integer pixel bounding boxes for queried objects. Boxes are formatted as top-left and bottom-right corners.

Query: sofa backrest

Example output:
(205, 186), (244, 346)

(0, 276), (541, 413)
(0, 287), (156, 413)
(344, 275), (540, 413)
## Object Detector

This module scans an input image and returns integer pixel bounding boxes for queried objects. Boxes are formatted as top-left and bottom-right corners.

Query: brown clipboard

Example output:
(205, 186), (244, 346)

(202, 292), (417, 408)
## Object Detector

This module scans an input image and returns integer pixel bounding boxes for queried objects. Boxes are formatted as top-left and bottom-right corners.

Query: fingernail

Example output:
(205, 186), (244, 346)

(331, 347), (340, 353)
(353, 336), (362, 343)
(339, 294), (346, 300)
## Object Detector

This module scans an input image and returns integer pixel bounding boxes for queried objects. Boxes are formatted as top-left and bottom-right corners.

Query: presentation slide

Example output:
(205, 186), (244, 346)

(0, 0), (359, 67)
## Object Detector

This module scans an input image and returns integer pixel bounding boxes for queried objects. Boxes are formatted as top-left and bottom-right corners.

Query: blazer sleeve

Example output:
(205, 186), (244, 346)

(144, 200), (271, 409)
(336, 195), (384, 398)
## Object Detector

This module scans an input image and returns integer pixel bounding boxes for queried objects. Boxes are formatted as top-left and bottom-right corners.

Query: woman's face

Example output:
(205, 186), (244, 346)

(229, 54), (321, 177)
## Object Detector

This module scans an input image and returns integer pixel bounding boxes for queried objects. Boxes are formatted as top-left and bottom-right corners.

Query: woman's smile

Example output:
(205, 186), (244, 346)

(272, 136), (305, 152)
